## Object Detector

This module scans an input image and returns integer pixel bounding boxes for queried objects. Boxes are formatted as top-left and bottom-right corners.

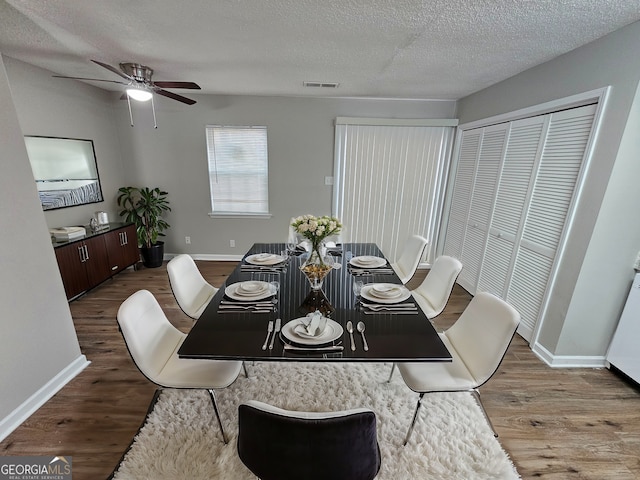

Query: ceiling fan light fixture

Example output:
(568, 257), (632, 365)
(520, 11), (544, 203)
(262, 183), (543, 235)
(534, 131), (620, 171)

(126, 85), (153, 102)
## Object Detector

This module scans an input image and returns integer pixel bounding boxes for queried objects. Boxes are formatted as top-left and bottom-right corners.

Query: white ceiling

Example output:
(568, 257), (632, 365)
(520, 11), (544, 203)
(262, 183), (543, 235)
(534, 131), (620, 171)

(1, 0), (639, 101)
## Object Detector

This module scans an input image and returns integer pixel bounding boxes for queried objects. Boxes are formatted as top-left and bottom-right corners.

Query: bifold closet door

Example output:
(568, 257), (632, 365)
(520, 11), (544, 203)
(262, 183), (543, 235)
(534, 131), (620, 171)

(477, 116), (548, 298)
(444, 103), (597, 340)
(444, 125), (509, 292)
(506, 104), (597, 338)
(442, 129), (480, 263)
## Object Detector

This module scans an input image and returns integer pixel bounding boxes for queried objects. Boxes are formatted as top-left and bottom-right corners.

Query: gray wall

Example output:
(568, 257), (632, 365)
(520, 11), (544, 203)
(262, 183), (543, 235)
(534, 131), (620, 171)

(456, 21), (640, 360)
(0, 55), (84, 426)
(5, 57), (129, 230)
(113, 94), (456, 257)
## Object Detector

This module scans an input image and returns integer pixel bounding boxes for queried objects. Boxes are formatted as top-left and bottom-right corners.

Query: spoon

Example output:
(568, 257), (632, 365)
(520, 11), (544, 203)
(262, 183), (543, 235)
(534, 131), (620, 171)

(357, 321), (369, 351)
(346, 321), (356, 351)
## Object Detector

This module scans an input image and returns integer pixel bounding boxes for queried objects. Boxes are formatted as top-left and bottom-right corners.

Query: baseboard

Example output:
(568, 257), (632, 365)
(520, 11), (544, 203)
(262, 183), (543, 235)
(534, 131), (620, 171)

(0, 355), (90, 442)
(164, 253), (243, 262)
(531, 342), (607, 368)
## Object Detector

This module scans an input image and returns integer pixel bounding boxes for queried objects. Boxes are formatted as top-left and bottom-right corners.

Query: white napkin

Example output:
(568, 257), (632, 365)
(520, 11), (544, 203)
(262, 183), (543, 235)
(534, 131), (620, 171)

(236, 281), (268, 296)
(298, 311), (328, 337)
(253, 253), (277, 263)
(371, 284), (403, 298)
(355, 255), (379, 265)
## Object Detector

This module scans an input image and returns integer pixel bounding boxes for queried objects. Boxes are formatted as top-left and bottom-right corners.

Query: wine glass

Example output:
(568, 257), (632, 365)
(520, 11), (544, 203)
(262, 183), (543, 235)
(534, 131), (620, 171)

(353, 280), (363, 303)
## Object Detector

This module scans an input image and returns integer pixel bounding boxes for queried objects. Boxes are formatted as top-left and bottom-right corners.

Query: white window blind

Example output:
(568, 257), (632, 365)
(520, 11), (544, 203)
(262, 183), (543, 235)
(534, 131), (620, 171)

(333, 119), (456, 263)
(206, 125), (269, 215)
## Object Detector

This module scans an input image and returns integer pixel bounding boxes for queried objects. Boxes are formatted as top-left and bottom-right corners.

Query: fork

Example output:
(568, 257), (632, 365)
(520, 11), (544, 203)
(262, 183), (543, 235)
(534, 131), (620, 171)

(361, 302), (416, 310)
(218, 304), (275, 310)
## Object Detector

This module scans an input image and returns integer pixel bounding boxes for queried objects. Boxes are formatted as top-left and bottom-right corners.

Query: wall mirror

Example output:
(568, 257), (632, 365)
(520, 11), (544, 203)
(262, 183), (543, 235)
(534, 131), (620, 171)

(24, 136), (104, 211)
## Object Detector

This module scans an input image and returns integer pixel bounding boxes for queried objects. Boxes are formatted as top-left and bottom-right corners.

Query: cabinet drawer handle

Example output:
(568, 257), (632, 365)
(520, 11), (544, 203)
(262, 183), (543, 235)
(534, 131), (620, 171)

(112, 265), (119, 271)
(78, 245), (85, 262)
(83, 245), (89, 261)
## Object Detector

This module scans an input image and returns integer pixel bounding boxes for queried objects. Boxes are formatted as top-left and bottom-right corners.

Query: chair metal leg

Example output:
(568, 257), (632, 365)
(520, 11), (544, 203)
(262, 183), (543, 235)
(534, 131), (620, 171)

(470, 389), (498, 437)
(242, 361), (249, 378)
(387, 363), (396, 382)
(207, 389), (228, 444)
(403, 392), (424, 446)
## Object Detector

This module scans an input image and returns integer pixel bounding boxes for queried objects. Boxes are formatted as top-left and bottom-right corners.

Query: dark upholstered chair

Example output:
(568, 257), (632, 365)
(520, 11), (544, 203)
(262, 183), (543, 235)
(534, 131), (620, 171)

(237, 400), (381, 480)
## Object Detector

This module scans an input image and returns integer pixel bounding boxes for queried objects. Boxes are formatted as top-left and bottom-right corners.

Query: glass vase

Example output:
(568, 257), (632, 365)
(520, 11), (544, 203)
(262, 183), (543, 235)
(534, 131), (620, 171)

(300, 242), (332, 290)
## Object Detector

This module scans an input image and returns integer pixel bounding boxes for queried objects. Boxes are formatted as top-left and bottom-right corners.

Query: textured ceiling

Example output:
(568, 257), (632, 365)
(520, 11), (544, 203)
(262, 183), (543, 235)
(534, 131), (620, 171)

(1, 0), (639, 100)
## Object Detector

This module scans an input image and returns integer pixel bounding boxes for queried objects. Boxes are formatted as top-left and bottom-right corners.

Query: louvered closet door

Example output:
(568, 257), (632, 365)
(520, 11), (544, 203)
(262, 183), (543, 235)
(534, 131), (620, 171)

(443, 130), (481, 260)
(457, 124), (509, 292)
(507, 104), (597, 339)
(477, 116), (547, 297)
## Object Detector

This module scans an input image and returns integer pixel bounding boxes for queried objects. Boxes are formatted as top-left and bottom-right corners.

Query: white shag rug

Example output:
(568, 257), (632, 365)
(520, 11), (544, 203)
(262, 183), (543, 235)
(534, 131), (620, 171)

(111, 362), (519, 479)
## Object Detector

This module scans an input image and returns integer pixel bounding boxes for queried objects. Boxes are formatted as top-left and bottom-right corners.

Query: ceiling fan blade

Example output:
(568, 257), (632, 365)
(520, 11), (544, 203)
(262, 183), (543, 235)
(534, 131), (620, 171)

(91, 59), (132, 80)
(153, 81), (201, 90)
(154, 88), (197, 105)
(52, 75), (127, 85)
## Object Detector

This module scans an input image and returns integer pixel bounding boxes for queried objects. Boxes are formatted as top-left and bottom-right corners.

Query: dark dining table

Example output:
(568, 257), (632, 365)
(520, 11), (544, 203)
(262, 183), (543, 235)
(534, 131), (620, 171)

(178, 243), (452, 363)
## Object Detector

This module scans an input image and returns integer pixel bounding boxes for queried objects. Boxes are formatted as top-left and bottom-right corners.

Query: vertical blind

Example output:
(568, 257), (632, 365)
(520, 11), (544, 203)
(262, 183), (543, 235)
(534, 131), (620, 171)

(333, 119), (456, 263)
(206, 125), (269, 214)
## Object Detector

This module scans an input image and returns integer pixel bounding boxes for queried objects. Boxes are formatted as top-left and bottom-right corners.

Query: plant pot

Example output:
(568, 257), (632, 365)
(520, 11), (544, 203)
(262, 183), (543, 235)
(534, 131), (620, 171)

(140, 241), (164, 268)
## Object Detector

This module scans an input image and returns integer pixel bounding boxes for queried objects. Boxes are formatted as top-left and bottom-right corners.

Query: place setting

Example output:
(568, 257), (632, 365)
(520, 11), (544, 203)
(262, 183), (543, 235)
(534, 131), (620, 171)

(274, 311), (345, 354)
(348, 254), (395, 276)
(356, 282), (418, 314)
(218, 280), (279, 314)
(240, 252), (288, 273)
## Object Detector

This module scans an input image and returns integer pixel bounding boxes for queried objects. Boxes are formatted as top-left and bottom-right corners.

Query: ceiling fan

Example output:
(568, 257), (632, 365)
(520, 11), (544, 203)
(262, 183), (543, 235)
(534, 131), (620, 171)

(53, 59), (200, 105)
(54, 60), (201, 127)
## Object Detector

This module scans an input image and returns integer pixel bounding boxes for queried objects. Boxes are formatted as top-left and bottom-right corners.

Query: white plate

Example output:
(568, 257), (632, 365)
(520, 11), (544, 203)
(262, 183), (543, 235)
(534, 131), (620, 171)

(349, 256), (387, 268)
(245, 253), (285, 266)
(224, 281), (274, 301)
(281, 318), (344, 345)
(360, 283), (411, 304)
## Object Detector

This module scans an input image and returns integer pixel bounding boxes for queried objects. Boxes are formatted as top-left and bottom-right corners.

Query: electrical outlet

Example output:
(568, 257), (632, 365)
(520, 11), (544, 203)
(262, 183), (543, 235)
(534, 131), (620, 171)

(185, 236), (191, 245)
(325, 176), (334, 185)
(230, 239), (236, 247)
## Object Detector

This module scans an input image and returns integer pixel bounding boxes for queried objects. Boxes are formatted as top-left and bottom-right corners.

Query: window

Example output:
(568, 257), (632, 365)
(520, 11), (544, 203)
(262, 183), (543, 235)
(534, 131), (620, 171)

(333, 118), (456, 264)
(206, 125), (269, 216)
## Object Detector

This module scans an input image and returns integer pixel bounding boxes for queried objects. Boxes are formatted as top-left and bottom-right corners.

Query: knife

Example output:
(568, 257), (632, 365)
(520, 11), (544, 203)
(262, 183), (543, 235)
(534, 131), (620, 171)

(262, 321), (274, 350)
(269, 318), (281, 349)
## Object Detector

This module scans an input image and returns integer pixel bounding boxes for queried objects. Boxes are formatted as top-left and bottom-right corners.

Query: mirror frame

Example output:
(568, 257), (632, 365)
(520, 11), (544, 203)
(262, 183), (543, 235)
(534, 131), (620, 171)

(24, 135), (104, 211)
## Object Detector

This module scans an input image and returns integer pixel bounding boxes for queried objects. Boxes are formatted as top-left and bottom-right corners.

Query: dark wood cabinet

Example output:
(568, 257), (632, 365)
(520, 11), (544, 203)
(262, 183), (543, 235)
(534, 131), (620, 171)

(54, 223), (139, 300)
(104, 224), (139, 275)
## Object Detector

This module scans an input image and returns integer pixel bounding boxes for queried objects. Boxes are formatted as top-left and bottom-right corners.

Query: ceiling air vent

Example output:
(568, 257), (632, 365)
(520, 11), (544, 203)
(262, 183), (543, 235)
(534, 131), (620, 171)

(303, 81), (340, 88)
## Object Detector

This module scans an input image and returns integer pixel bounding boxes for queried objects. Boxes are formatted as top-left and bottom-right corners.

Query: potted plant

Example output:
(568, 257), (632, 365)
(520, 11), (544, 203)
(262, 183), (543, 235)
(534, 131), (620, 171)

(116, 186), (171, 268)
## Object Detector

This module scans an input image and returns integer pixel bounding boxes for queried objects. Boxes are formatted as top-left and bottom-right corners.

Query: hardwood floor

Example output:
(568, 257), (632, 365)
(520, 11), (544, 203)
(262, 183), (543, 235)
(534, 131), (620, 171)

(2, 261), (639, 479)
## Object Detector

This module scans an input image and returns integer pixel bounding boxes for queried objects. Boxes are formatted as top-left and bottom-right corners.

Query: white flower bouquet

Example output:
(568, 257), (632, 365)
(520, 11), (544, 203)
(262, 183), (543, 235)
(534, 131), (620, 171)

(291, 215), (342, 250)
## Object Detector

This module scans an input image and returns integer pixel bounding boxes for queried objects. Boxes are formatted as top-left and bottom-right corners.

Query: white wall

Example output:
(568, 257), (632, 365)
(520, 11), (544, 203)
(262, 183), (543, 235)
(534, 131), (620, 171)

(455, 21), (640, 361)
(112, 94), (457, 257)
(0, 54), (88, 439)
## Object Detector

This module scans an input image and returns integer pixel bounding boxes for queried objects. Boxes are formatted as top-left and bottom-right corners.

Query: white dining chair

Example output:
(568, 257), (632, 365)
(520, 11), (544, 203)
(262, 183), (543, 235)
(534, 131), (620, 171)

(117, 289), (242, 444)
(412, 255), (463, 320)
(387, 255), (463, 382)
(390, 234), (428, 284)
(395, 291), (520, 445)
(167, 254), (218, 320)
(237, 400), (381, 480)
